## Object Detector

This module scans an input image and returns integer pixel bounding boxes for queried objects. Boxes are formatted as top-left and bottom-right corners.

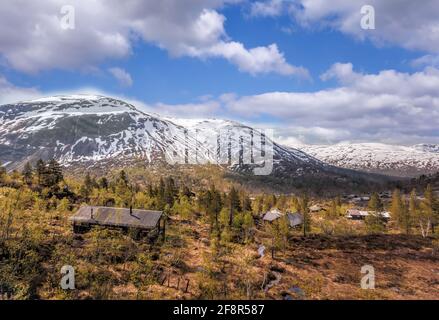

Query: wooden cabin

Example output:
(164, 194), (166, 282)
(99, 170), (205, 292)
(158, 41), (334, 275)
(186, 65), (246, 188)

(346, 209), (391, 221)
(69, 206), (164, 240)
(286, 212), (303, 228)
(262, 209), (283, 222)
(263, 209), (303, 228)
(346, 209), (369, 220)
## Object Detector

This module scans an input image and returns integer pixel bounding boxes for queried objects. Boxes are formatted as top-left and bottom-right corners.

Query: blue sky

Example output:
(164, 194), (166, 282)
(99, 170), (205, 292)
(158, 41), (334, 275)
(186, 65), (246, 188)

(1, 0), (439, 146)
(2, 6), (419, 103)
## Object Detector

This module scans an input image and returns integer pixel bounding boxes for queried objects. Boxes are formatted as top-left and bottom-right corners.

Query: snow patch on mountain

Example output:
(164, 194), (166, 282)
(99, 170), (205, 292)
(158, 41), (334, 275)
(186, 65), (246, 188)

(0, 95), (326, 178)
(296, 142), (439, 177)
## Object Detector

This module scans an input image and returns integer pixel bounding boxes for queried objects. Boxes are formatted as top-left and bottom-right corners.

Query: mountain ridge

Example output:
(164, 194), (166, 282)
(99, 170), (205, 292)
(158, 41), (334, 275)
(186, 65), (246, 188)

(295, 142), (439, 177)
(1, 94), (433, 186)
(0, 95), (328, 178)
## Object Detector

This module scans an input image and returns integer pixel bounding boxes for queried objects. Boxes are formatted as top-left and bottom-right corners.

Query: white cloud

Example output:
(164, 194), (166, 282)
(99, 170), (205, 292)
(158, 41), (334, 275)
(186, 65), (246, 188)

(411, 55), (439, 68)
(108, 67), (133, 87)
(152, 101), (222, 118)
(203, 42), (309, 76)
(0, 75), (41, 104)
(249, 0), (284, 17)
(0, 0), (306, 77)
(3, 63), (438, 146)
(290, 0), (439, 54)
(225, 63), (439, 145)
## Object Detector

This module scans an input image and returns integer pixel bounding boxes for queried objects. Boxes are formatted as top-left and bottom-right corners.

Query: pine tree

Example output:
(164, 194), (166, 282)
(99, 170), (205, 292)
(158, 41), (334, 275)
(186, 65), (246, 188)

(35, 159), (46, 186)
(365, 212), (386, 234)
(145, 184), (156, 198)
(118, 170), (129, 186)
(418, 184), (434, 237)
(335, 195), (342, 207)
(157, 178), (166, 209)
(22, 162), (33, 185)
(252, 195), (263, 215)
(328, 199), (338, 219)
(241, 193), (252, 212)
(180, 184), (192, 198)
(390, 189), (403, 230)
(403, 189), (416, 235)
(228, 187), (241, 226)
(209, 185), (223, 229)
(242, 211), (254, 243)
(299, 194), (310, 236)
(48, 159), (64, 184)
(98, 177), (109, 190)
(80, 173), (94, 200)
(368, 192), (383, 213)
(0, 164), (6, 185)
(38, 159), (63, 188)
(164, 177), (177, 206)
(278, 215), (290, 252)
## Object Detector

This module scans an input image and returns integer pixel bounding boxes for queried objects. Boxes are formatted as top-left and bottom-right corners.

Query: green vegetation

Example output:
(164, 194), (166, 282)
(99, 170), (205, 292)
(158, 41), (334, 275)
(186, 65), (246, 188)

(0, 160), (438, 299)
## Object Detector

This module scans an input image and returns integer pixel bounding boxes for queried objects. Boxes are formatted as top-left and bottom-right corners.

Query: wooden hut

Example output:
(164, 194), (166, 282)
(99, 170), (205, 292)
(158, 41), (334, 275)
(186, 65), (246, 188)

(286, 212), (303, 228)
(69, 206), (164, 239)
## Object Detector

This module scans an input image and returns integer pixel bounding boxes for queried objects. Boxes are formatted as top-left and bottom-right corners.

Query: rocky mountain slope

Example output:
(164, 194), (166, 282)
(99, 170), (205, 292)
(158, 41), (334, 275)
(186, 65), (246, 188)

(0, 95), (335, 180)
(296, 143), (439, 177)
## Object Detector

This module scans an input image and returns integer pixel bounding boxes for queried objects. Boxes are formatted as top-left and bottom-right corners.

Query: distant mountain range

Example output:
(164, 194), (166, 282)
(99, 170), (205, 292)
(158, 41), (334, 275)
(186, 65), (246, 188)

(1, 95), (436, 183)
(0, 95), (335, 180)
(296, 142), (439, 177)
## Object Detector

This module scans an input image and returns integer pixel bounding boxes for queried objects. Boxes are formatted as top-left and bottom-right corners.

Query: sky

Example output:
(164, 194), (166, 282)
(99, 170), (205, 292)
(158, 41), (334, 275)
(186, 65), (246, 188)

(0, 0), (439, 146)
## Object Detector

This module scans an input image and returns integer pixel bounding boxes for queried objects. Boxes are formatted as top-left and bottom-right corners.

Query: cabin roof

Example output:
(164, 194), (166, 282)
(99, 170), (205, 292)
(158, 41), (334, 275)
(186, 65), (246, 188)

(287, 212), (303, 227)
(262, 209), (283, 222)
(69, 206), (163, 230)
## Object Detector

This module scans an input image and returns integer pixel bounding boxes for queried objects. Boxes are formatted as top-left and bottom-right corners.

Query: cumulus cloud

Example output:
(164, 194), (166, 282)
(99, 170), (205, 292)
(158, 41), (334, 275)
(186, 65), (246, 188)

(0, 0), (306, 77)
(2, 62), (438, 146)
(225, 63), (439, 145)
(411, 55), (439, 68)
(289, 0), (439, 54)
(249, 0), (285, 17)
(203, 42), (309, 77)
(0, 75), (41, 104)
(152, 101), (222, 119)
(108, 67), (133, 87)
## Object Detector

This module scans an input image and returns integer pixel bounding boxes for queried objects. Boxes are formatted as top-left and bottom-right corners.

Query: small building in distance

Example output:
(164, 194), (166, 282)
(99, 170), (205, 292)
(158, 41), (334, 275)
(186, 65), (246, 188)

(262, 208), (283, 222)
(287, 212), (303, 228)
(346, 209), (391, 221)
(346, 209), (369, 220)
(262, 209), (304, 228)
(69, 206), (164, 239)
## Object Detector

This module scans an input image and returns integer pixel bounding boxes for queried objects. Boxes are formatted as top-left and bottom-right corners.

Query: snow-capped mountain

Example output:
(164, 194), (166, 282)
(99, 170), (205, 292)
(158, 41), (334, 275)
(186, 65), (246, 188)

(413, 144), (439, 154)
(0, 95), (332, 179)
(296, 143), (439, 177)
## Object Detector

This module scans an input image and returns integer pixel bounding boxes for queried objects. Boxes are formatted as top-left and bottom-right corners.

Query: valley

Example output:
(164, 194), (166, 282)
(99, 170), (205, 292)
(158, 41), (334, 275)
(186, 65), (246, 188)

(0, 96), (438, 301)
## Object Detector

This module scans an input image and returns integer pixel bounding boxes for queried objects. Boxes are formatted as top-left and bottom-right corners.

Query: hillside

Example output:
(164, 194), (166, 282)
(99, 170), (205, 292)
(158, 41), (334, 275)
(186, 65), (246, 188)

(296, 143), (439, 178)
(0, 95), (392, 194)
